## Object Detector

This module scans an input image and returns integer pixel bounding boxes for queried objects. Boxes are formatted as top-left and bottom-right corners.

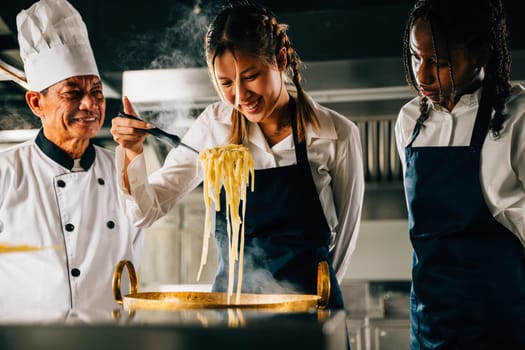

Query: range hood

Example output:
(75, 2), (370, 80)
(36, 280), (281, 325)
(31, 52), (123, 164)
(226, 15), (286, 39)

(122, 57), (412, 112)
(123, 52), (525, 111)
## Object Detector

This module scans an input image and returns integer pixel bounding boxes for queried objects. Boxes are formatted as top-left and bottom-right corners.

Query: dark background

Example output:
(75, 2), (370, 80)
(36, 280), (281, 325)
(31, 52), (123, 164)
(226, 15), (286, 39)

(3, 0), (525, 87)
(1, 0), (524, 128)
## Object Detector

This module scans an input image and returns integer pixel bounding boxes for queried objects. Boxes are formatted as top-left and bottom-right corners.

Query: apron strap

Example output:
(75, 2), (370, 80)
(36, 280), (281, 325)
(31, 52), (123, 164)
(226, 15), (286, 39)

(407, 121), (423, 148)
(289, 97), (310, 169)
(469, 77), (495, 151)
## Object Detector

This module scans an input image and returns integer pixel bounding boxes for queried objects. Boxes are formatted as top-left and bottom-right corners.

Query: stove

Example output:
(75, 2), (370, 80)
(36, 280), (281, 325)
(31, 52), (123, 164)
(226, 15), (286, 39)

(0, 307), (348, 350)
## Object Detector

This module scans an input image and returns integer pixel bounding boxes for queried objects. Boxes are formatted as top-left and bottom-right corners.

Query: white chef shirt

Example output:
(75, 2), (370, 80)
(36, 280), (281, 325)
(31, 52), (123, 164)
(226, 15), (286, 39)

(395, 84), (525, 248)
(0, 131), (144, 316)
(117, 95), (365, 282)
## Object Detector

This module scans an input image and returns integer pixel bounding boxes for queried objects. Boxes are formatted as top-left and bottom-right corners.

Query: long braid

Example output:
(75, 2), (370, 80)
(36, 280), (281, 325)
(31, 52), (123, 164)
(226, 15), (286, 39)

(486, 0), (511, 138)
(402, 2), (432, 127)
(416, 97), (431, 127)
(428, 19), (444, 106)
(270, 16), (319, 142)
(402, 18), (416, 92)
(443, 28), (457, 103)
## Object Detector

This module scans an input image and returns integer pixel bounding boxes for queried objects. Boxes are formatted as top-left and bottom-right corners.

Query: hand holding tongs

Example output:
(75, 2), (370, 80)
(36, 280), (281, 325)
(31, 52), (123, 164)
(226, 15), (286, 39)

(117, 111), (199, 154)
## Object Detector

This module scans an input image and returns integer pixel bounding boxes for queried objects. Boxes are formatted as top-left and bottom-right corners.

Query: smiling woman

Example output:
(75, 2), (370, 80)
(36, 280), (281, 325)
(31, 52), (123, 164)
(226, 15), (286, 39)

(212, 50), (290, 147)
(111, 2), (364, 311)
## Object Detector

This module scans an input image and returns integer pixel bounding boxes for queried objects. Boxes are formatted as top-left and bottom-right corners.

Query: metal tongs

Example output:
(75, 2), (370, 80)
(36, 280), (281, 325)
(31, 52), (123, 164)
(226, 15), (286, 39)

(117, 111), (199, 153)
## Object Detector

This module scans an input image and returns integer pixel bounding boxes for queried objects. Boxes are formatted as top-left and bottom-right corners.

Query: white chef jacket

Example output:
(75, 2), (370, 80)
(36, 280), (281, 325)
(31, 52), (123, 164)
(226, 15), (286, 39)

(0, 130), (144, 316)
(117, 95), (365, 282)
(395, 84), (525, 248)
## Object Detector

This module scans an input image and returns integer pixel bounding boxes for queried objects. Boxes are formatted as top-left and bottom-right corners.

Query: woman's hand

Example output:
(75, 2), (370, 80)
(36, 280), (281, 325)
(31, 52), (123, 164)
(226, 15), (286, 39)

(111, 96), (149, 159)
(111, 96), (152, 193)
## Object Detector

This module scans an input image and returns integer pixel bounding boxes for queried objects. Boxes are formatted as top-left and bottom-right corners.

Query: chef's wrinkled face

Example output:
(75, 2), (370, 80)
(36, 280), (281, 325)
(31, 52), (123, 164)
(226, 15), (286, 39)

(213, 50), (285, 124)
(27, 75), (106, 144)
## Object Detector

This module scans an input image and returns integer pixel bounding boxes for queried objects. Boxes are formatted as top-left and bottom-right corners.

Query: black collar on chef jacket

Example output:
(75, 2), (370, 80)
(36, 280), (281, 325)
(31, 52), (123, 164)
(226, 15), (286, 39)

(35, 129), (95, 171)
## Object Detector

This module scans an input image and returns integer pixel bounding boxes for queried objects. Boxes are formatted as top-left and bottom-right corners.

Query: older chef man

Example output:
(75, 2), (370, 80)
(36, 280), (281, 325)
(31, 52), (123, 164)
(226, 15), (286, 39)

(0, 0), (143, 316)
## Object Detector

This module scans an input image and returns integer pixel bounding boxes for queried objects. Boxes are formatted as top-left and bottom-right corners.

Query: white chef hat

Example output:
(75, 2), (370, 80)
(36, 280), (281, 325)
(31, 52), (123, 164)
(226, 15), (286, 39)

(16, 0), (99, 91)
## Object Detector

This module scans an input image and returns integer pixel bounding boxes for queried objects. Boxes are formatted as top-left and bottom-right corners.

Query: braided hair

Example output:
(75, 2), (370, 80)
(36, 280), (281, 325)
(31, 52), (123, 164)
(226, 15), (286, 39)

(205, 1), (318, 144)
(402, 0), (512, 138)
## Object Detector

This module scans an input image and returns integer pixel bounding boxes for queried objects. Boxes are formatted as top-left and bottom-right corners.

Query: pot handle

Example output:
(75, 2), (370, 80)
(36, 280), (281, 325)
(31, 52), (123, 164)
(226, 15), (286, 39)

(112, 260), (138, 305)
(317, 260), (331, 309)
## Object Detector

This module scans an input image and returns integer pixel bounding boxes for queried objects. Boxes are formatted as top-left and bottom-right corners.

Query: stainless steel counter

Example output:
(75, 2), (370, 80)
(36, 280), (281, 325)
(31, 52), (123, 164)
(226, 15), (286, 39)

(0, 308), (348, 350)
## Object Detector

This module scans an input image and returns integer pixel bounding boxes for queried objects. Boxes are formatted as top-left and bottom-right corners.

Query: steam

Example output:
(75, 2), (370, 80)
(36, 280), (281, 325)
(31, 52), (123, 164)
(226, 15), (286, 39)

(117, 2), (222, 136)
(241, 266), (299, 294)
(138, 109), (198, 137)
(239, 244), (303, 295)
(147, 10), (208, 70)
(117, 2), (220, 70)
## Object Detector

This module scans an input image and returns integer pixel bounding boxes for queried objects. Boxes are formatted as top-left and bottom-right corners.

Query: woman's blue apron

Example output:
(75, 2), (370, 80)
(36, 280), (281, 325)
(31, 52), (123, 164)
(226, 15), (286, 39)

(213, 100), (344, 309)
(405, 81), (525, 349)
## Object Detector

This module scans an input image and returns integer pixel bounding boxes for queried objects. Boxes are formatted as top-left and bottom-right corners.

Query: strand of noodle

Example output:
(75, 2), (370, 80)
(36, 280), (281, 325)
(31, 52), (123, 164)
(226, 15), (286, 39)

(225, 152), (234, 303)
(214, 150), (222, 211)
(197, 154), (213, 280)
(230, 153), (241, 304)
(223, 152), (234, 258)
(237, 148), (253, 303)
(225, 151), (237, 304)
(235, 178), (247, 304)
(227, 199), (234, 305)
(236, 308), (245, 327)
(198, 149), (221, 280)
(233, 154), (245, 303)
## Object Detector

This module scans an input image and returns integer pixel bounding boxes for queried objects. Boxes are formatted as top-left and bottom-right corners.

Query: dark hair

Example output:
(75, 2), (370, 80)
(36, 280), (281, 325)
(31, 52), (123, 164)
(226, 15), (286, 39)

(205, 2), (318, 144)
(402, 0), (512, 138)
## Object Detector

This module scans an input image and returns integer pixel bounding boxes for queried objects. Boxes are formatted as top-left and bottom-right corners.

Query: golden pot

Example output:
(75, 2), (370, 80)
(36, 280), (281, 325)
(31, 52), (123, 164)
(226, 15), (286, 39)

(112, 260), (330, 312)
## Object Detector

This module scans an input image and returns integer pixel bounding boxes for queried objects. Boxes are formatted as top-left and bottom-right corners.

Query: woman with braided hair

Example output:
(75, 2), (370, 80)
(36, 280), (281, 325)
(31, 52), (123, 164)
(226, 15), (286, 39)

(395, 0), (525, 348)
(111, 2), (364, 309)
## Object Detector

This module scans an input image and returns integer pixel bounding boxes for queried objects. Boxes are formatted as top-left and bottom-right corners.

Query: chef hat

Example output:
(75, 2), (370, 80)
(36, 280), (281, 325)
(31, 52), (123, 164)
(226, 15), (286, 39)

(16, 0), (99, 91)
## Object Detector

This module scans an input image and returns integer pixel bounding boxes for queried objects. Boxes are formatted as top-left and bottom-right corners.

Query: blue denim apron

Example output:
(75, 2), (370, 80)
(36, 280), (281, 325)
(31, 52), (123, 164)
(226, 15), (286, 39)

(212, 100), (344, 309)
(405, 83), (525, 349)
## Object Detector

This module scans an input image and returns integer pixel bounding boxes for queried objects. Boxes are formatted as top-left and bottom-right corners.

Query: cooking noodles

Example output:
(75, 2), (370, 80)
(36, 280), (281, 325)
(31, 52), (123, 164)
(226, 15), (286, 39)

(113, 259), (330, 311)
(111, 2), (364, 310)
(197, 144), (254, 304)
